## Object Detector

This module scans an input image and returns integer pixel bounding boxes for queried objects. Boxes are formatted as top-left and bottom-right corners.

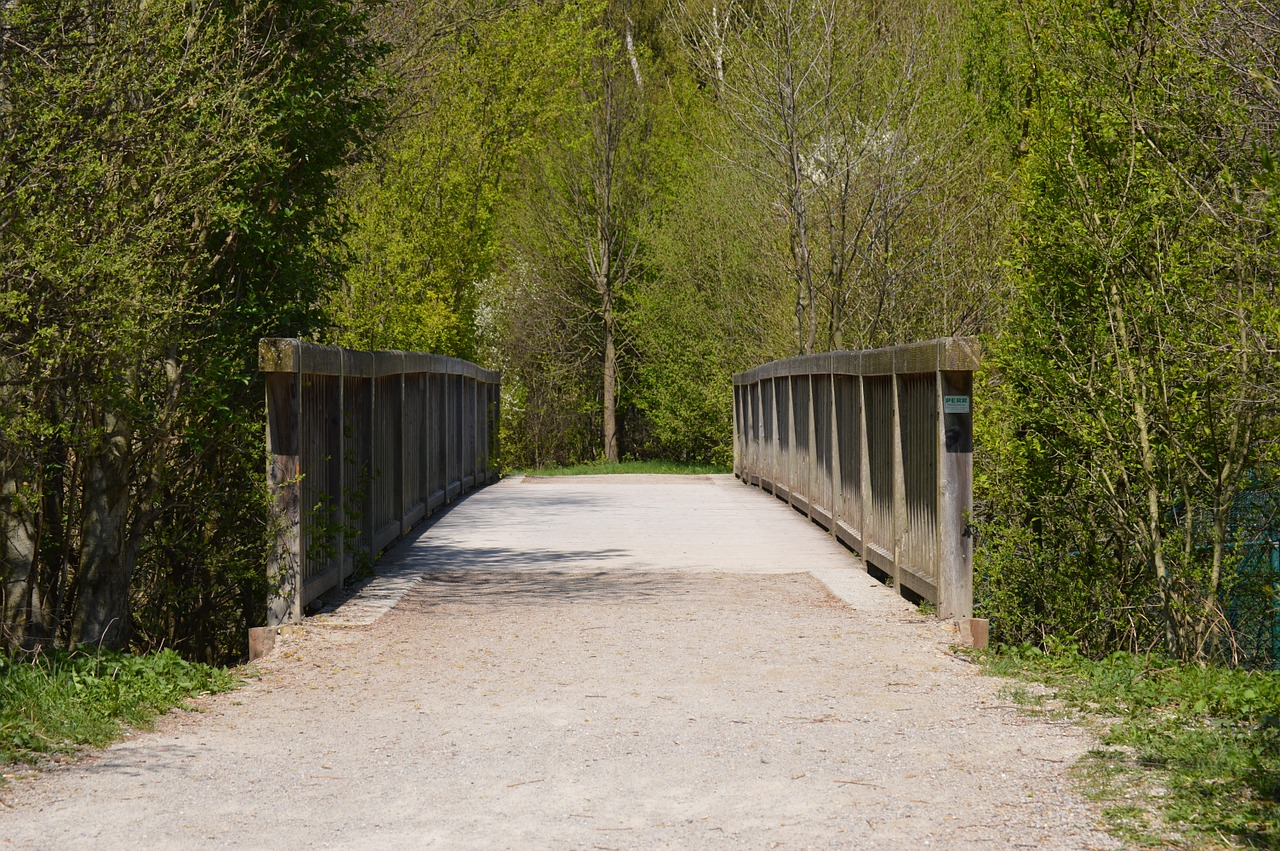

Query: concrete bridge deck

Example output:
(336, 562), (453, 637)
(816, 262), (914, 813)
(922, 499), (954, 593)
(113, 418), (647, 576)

(4, 475), (1115, 849)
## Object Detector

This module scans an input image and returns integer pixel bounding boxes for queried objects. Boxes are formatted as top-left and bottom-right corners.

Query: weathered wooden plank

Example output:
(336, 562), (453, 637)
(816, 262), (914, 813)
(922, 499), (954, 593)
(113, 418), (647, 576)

(860, 346), (895, 376)
(939, 336), (982, 372)
(734, 338), (980, 383)
(260, 338), (299, 374)
(300, 342), (343, 377)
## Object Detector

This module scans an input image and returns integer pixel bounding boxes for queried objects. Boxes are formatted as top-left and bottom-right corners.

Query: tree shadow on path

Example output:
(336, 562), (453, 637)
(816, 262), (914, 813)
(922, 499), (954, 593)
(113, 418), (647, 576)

(396, 568), (722, 611)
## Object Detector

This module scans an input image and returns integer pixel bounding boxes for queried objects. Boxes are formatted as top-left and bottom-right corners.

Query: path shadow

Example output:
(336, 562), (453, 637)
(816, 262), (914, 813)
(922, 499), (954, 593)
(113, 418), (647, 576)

(378, 487), (632, 564)
(391, 539), (632, 571)
(395, 568), (712, 611)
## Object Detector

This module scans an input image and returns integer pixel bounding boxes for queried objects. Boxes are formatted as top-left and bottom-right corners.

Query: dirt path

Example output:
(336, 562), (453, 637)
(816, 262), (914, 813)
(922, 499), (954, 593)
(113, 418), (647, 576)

(2, 476), (1117, 849)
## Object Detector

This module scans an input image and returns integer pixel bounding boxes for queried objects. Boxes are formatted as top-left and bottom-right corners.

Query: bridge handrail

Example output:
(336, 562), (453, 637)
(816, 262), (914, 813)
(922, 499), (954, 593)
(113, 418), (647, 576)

(260, 339), (501, 625)
(732, 338), (978, 619)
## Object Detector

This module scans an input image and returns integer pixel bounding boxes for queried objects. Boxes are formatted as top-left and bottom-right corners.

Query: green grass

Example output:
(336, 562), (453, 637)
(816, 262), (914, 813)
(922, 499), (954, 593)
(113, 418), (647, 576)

(1, 648), (236, 769)
(981, 643), (1280, 848)
(515, 459), (731, 476)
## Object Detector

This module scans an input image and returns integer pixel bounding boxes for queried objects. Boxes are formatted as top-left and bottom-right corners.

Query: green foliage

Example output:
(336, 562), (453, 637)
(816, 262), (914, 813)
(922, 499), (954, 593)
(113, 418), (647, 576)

(962, 0), (1031, 157)
(328, 0), (602, 358)
(984, 644), (1280, 846)
(0, 0), (382, 656)
(11, 0), (1274, 671)
(630, 115), (793, 466)
(0, 649), (235, 766)
(329, 0), (1013, 470)
(131, 430), (276, 663)
(492, 0), (650, 465)
(972, 0), (1280, 662)
(628, 276), (739, 467)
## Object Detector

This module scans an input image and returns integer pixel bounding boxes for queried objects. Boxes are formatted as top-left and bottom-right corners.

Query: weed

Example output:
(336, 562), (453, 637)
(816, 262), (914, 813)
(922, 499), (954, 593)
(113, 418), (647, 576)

(982, 643), (1280, 847)
(0, 648), (236, 769)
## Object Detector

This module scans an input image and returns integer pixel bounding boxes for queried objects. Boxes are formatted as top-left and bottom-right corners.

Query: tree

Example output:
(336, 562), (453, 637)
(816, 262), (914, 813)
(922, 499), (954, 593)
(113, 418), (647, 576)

(975, 0), (1280, 662)
(1, 0), (380, 653)
(326, 0), (595, 357)
(499, 2), (651, 464)
(629, 89), (794, 464)
(682, 0), (1009, 354)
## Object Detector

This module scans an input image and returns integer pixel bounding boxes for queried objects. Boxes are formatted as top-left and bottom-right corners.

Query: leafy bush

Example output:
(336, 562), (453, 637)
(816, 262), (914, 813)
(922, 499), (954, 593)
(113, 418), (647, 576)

(971, 0), (1280, 662)
(0, 0), (382, 656)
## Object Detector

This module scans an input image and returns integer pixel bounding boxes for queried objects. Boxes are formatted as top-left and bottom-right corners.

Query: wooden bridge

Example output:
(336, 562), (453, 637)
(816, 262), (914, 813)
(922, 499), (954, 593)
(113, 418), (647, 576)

(260, 336), (982, 641)
(733, 339), (979, 621)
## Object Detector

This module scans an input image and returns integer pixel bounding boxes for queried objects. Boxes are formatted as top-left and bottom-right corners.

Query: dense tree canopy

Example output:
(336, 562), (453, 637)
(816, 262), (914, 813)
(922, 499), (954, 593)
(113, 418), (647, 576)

(330, 0), (1011, 466)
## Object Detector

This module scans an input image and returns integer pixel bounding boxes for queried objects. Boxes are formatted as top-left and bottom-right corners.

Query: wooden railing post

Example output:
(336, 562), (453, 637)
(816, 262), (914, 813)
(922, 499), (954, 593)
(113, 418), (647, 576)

(764, 373), (774, 487)
(446, 370), (457, 501)
(786, 373), (797, 505)
(826, 356), (841, 537)
(399, 359), (408, 535)
(732, 384), (742, 479)
(806, 366), (816, 520)
(358, 353), (375, 570)
(938, 361), (975, 619)
(263, 339), (302, 627)
(335, 350), (347, 588)
(476, 375), (483, 480)
(494, 381), (502, 477)
(471, 372), (478, 483)
(858, 372), (873, 572)
(890, 370), (906, 596)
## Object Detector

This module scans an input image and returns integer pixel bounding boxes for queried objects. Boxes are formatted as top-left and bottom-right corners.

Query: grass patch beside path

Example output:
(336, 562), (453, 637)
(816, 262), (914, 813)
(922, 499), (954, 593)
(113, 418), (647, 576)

(1, 648), (236, 770)
(981, 643), (1280, 848)
(516, 459), (731, 477)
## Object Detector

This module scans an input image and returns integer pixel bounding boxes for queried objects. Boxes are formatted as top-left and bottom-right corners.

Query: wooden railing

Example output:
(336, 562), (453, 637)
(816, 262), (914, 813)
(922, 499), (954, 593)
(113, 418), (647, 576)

(261, 339), (500, 625)
(732, 338), (978, 619)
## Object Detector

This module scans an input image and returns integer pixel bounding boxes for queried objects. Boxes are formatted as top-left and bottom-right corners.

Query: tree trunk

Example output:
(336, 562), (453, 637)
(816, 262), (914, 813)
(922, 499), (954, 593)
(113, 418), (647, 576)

(1106, 279), (1179, 655)
(781, 53), (816, 356)
(603, 300), (619, 463)
(70, 418), (135, 648)
(593, 69), (621, 465)
(711, 5), (726, 97)
(1, 470), (39, 650)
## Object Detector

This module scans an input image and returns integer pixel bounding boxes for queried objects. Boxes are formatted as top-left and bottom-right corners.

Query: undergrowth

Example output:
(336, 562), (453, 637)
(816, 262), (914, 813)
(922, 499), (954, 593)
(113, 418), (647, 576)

(516, 459), (731, 476)
(982, 643), (1280, 848)
(0, 648), (236, 769)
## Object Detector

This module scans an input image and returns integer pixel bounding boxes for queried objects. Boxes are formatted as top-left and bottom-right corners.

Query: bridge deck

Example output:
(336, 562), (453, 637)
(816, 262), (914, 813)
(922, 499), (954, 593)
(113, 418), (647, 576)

(4, 476), (1116, 849)
(313, 473), (888, 626)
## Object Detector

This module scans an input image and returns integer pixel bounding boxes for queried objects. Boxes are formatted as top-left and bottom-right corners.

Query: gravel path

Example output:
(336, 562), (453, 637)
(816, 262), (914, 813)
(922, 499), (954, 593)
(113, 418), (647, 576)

(2, 476), (1118, 849)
